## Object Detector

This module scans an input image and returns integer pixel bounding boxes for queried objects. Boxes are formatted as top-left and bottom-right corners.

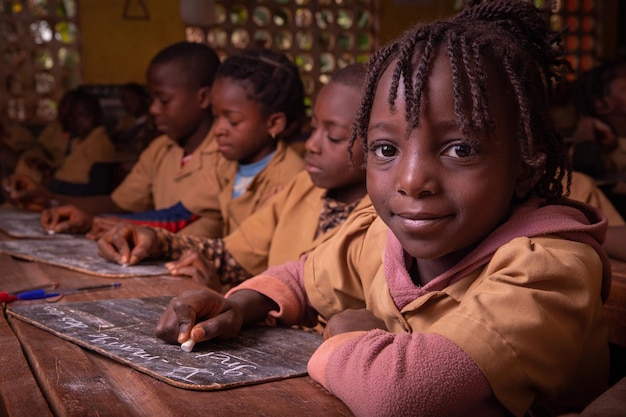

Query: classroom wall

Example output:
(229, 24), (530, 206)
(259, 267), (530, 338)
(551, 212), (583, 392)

(78, 0), (186, 84)
(77, 0), (620, 85)
(77, 1), (458, 85)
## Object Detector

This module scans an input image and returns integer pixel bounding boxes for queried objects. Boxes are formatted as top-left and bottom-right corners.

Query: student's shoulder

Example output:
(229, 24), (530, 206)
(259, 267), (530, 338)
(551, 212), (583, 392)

(137, 134), (178, 158)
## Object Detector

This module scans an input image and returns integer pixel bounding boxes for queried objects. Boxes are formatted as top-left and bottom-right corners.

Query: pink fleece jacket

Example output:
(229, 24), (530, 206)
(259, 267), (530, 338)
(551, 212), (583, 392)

(228, 198), (610, 417)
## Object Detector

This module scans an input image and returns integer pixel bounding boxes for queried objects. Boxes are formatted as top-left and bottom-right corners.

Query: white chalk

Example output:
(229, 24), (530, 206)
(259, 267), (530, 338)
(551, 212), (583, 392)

(181, 339), (196, 353)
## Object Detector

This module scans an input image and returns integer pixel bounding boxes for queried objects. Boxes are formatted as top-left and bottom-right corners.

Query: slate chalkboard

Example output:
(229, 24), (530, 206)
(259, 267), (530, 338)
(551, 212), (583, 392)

(8, 297), (323, 390)
(0, 208), (75, 239)
(0, 238), (168, 277)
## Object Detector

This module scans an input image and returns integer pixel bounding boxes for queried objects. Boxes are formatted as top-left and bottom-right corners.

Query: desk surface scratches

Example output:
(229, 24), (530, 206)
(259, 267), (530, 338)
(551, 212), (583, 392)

(0, 238), (168, 277)
(8, 296), (323, 391)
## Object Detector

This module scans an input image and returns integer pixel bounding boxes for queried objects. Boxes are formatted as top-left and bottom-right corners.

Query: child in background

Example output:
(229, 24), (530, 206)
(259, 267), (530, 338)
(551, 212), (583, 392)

(13, 90), (78, 185)
(112, 82), (158, 157)
(100, 47), (307, 237)
(571, 58), (626, 175)
(96, 64), (368, 292)
(8, 42), (221, 235)
(4, 90), (116, 201)
(155, 1), (611, 416)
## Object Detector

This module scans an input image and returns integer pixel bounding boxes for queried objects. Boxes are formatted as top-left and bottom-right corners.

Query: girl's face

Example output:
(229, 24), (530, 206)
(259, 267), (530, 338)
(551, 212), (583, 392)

(305, 81), (366, 202)
(366, 52), (525, 280)
(147, 62), (209, 143)
(211, 78), (279, 164)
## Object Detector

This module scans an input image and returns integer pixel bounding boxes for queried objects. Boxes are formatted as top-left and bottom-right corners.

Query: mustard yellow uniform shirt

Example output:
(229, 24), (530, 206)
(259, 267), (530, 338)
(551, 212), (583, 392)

(224, 170), (371, 276)
(181, 140), (305, 237)
(53, 126), (115, 184)
(111, 131), (217, 213)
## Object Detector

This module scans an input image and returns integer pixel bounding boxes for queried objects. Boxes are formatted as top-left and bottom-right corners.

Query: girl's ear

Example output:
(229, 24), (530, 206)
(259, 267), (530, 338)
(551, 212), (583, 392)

(267, 112), (287, 139)
(197, 86), (212, 110)
(514, 162), (538, 200)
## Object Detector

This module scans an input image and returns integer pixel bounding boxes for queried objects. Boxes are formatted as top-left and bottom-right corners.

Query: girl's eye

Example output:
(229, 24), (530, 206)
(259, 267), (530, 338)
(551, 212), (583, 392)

(371, 143), (397, 158)
(328, 136), (343, 144)
(443, 143), (477, 158)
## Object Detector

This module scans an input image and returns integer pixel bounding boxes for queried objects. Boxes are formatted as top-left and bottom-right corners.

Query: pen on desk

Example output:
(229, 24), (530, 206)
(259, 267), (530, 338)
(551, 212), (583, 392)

(0, 282), (59, 303)
(15, 282), (122, 301)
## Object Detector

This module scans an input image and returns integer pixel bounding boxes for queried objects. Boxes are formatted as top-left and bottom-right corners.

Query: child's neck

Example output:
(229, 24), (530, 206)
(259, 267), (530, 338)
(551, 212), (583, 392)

(327, 182), (367, 205)
(239, 142), (277, 165)
(412, 245), (477, 285)
(180, 117), (213, 155)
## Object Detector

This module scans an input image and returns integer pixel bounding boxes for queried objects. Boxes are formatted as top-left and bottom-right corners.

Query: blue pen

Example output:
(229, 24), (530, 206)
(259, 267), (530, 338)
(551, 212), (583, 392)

(16, 283), (122, 300)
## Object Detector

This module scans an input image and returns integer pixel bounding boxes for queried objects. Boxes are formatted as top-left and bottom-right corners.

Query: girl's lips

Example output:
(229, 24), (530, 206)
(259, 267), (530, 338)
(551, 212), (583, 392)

(306, 164), (322, 174)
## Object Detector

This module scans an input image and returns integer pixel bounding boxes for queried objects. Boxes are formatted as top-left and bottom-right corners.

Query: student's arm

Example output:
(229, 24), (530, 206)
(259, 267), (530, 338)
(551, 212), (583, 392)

(308, 331), (501, 417)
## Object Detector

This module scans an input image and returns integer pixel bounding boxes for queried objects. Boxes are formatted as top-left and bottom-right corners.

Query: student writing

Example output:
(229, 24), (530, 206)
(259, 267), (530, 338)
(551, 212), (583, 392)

(12, 42), (221, 236)
(154, 1), (611, 416)
(105, 48), (308, 238)
(96, 64), (369, 292)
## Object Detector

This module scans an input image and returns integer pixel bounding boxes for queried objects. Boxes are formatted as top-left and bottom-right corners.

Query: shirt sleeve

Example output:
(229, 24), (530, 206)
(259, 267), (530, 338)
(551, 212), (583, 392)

(308, 330), (505, 417)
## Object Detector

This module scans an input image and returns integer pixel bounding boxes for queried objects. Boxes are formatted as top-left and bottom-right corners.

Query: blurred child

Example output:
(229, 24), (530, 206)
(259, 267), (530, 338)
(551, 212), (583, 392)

(91, 48), (307, 238)
(154, 1), (611, 416)
(96, 64), (368, 292)
(571, 58), (626, 174)
(13, 89), (78, 184)
(112, 82), (159, 157)
(5, 42), (221, 234)
(0, 118), (34, 180)
(4, 90), (116, 202)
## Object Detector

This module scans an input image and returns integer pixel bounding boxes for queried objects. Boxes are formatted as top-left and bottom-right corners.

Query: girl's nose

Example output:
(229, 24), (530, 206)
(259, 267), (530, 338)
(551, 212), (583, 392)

(396, 154), (437, 198)
(304, 129), (322, 154)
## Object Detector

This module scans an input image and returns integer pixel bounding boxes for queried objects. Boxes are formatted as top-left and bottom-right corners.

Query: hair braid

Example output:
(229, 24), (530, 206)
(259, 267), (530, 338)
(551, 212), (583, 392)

(352, 0), (569, 203)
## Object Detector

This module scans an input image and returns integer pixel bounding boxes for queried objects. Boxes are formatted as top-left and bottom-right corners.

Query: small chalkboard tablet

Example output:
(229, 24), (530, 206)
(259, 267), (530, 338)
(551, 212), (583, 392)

(0, 238), (167, 277)
(8, 296), (323, 390)
(0, 208), (75, 239)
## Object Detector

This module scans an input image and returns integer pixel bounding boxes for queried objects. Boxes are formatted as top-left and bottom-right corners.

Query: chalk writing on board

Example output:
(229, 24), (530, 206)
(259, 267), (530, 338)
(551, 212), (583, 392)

(0, 207), (76, 239)
(8, 297), (322, 390)
(0, 238), (167, 278)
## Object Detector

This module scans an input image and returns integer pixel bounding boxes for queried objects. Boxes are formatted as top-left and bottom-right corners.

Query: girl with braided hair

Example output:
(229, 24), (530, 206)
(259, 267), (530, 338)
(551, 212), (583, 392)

(154, 1), (611, 415)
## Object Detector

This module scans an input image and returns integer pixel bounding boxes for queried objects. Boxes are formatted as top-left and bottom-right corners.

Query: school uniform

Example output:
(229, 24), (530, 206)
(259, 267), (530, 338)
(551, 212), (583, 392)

(569, 170), (625, 226)
(53, 126), (115, 184)
(181, 140), (305, 237)
(229, 198), (610, 417)
(111, 131), (217, 213)
(13, 122), (68, 183)
(224, 170), (370, 276)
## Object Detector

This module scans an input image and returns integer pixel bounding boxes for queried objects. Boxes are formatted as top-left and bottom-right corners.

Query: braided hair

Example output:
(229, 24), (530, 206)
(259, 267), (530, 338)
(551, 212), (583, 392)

(352, 0), (570, 203)
(215, 48), (306, 138)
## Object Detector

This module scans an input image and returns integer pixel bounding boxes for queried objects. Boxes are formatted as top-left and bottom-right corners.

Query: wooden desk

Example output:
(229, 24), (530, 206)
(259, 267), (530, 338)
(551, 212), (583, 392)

(0, 246), (353, 417)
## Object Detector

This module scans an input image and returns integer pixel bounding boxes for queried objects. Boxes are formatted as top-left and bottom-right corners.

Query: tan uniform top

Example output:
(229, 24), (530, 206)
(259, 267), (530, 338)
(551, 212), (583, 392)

(1, 122), (35, 153)
(53, 126), (115, 184)
(181, 140), (305, 237)
(569, 170), (625, 226)
(111, 131), (217, 213)
(300, 206), (608, 416)
(224, 170), (371, 276)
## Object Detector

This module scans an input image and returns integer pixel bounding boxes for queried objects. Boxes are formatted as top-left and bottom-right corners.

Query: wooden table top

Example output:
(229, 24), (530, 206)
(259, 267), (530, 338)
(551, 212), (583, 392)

(0, 236), (353, 417)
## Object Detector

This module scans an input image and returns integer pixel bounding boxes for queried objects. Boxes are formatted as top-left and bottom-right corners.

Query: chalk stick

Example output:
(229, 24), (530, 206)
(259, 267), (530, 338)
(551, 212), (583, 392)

(47, 230), (55, 235)
(181, 339), (196, 353)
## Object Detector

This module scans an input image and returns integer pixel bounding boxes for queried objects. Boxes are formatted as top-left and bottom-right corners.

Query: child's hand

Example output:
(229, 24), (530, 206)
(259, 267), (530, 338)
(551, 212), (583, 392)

(40, 205), (94, 234)
(323, 308), (386, 340)
(2, 174), (51, 211)
(155, 288), (244, 345)
(86, 217), (121, 240)
(96, 223), (158, 265)
(166, 249), (222, 292)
